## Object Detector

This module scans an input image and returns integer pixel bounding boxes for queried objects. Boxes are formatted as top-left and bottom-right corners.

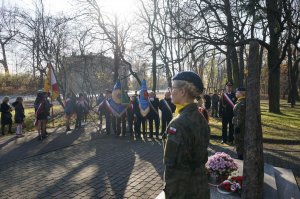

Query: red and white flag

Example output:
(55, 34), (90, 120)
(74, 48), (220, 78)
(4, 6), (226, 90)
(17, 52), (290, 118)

(44, 63), (59, 100)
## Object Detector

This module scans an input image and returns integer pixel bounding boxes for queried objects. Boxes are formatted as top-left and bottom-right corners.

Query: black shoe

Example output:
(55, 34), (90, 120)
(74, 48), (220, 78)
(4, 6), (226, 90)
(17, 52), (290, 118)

(221, 141), (226, 144)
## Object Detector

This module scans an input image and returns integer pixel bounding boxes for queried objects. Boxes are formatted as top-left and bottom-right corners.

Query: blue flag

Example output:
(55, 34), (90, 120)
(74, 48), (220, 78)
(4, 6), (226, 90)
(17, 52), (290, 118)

(138, 79), (150, 117)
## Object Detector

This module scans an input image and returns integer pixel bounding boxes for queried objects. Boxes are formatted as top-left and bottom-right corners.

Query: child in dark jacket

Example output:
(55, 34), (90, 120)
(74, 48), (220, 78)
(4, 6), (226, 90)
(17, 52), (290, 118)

(12, 97), (25, 137)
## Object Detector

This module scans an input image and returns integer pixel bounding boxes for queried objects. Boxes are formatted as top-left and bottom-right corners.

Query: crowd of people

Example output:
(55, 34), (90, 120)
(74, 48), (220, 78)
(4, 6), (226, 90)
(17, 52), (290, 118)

(0, 70), (247, 198)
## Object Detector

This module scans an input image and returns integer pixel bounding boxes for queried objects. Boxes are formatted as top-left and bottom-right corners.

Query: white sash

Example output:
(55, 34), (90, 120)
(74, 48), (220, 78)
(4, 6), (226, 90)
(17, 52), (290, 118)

(163, 99), (173, 114)
(224, 93), (235, 108)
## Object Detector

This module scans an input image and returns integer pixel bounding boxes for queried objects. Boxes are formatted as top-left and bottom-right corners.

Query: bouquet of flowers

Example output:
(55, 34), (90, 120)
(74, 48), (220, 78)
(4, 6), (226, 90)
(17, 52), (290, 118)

(206, 152), (238, 177)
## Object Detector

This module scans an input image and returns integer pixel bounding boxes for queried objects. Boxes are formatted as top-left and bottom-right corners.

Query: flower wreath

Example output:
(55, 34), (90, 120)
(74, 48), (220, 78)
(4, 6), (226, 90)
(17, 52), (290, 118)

(218, 176), (243, 194)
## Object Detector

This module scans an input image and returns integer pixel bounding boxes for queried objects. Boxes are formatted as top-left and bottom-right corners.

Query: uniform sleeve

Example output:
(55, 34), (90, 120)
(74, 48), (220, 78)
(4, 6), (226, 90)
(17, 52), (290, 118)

(236, 102), (246, 127)
(163, 123), (183, 168)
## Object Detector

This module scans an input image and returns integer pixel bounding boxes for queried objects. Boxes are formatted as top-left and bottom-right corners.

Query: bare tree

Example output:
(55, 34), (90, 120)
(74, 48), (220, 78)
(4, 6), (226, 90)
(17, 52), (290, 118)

(0, 6), (18, 73)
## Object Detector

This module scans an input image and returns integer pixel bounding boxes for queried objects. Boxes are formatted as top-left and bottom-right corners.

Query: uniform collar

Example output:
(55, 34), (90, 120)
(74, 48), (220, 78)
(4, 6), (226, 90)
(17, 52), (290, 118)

(178, 103), (198, 114)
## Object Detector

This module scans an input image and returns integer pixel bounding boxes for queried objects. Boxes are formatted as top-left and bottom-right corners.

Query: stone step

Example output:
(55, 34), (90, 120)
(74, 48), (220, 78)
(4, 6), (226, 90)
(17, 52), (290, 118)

(274, 167), (300, 199)
(264, 163), (279, 199)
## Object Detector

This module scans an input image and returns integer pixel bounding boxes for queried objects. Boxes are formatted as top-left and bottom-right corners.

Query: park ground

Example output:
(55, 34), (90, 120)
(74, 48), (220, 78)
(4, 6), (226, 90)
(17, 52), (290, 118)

(0, 100), (299, 198)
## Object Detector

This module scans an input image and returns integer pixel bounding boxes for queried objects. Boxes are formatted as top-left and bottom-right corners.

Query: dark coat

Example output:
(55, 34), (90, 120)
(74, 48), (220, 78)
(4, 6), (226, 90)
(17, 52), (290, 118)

(219, 92), (237, 118)
(147, 97), (160, 120)
(12, 101), (25, 123)
(98, 98), (112, 116)
(0, 102), (12, 125)
(159, 98), (176, 120)
(211, 94), (220, 107)
(163, 103), (210, 198)
(132, 98), (142, 118)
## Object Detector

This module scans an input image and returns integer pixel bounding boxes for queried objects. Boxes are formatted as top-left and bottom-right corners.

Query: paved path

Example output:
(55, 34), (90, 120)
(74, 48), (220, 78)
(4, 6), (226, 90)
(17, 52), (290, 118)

(0, 123), (298, 198)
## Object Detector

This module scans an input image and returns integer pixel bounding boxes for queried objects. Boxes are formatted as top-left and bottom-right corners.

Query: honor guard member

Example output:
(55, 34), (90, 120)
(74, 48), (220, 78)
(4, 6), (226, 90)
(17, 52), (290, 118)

(133, 95), (146, 138)
(232, 87), (246, 160)
(98, 89), (112, 134)
(147, 91), (160, 138)
(159, 91), (176, 136)
(163, 71), (210, 199)
(219, 81), (237, 144)
(127, 95), (136, 136)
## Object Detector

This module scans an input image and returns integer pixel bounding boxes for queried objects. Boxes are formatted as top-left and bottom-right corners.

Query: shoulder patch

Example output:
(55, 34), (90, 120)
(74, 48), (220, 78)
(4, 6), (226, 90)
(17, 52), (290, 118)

(167, 127), (177, 135)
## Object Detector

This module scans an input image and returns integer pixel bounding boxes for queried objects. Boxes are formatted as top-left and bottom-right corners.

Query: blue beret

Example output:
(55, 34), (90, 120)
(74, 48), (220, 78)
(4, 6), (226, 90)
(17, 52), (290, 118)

(172, 71), (204, 92)
(236, 87), (246, 91)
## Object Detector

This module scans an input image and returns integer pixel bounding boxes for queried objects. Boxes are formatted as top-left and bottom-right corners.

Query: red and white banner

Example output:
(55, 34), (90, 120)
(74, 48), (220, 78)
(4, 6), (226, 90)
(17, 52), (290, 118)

(44, 63), (59, 100)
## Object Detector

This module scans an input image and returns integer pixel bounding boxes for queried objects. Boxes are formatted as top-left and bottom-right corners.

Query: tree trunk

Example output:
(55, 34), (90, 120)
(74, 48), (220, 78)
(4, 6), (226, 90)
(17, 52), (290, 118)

(152, 48), (157, 91)
(0, 42), (9, 74)
(226, 47), (233, 83)
(242, 41), (264, 199)
(266, 0), (281, 113)
(239, 45), (245, 87)
(224, 0), (239, 87)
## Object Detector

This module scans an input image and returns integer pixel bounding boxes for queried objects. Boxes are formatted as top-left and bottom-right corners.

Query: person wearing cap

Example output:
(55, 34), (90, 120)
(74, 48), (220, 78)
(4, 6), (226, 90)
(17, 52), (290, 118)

(163, 71), (210, 199)
(98, 89), (112, 134)
(232, 87), (246, 160)
(159, 91), (176, 137)
(219, 81), (237, 144)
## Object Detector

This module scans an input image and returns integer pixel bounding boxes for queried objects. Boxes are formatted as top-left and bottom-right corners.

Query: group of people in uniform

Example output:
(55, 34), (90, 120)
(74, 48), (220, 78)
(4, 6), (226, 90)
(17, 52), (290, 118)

(97, 88), (176, 139)
(218, 81), (246, 160)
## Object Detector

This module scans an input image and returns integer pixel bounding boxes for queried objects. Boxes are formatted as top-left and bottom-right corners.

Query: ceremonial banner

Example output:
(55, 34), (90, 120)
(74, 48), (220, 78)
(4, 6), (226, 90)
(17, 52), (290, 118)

(108, 79), (129, 117)
(44, 63), (60, 100)
(139, 79), (150, 117)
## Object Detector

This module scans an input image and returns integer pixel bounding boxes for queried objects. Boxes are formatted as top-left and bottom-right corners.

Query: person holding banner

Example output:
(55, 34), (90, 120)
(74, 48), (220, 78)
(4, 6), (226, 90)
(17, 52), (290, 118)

(219, 81), (237, 144)
(159, 91), (175, 136)
(147, 91), (160, 138)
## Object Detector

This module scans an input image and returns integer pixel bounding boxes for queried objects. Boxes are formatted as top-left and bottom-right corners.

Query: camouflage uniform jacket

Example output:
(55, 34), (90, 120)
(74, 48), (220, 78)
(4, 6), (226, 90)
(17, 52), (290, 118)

(232, 97), (246, 156)
(163, 103), (210, 199)
(232, 98), (246, 129)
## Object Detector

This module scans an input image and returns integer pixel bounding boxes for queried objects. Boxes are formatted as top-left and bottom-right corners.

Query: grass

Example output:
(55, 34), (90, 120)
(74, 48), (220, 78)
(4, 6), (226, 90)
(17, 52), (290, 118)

(209, 100), (300, 151)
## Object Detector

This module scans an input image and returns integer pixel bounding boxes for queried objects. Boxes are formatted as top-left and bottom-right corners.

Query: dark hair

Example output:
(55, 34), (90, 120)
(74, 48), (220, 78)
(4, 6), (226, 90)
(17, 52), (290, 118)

(35, 92), (45, 104)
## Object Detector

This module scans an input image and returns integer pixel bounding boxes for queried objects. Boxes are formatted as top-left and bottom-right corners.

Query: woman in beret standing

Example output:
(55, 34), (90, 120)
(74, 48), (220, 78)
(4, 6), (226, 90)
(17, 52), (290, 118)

(163, 71), (210, 199)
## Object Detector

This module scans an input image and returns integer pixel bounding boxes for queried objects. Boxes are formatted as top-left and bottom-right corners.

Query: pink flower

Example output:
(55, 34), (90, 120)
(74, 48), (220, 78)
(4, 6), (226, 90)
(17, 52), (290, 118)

(206, 152), (238, 176)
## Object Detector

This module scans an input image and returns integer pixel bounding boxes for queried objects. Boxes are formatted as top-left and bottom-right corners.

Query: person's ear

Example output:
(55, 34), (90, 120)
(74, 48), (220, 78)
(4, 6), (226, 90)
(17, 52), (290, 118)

(179, 88), (187, 97)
